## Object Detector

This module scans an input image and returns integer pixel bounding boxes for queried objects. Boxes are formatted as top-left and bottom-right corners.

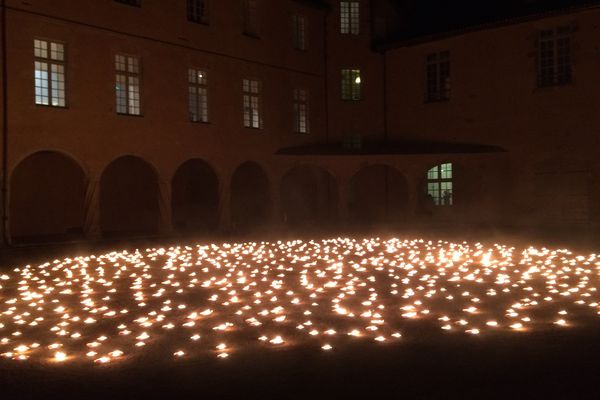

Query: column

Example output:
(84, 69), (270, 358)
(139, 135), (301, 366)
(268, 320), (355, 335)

(158, 179), (173, 236)
(83, 177), (102, 240)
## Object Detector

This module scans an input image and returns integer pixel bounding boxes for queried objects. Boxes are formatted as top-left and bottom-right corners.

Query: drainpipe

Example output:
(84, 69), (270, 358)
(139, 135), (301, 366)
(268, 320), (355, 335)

(1, 0), (9, 247)
(323, 6), (329, 143)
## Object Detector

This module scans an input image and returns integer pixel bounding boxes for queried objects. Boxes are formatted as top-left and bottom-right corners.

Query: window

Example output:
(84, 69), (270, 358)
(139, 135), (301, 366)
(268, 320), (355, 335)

(188, 68), (208, 123)
(341, 69), (361, 101)
(34, 39), (66, 107)
(340, 1), (360, 35)
(115, 54), (141, 116)
(293, 89), (309, 134)
(538, 27), (572, 87)
(115, 0), (140, 6)
(187, 0), (208, 24)
(292, 15), (306, 50)
(243, 79), (261, 129)
(243, 0), (259, 37)
(427, 163), (453, 206)
(426, 51), (450, 102)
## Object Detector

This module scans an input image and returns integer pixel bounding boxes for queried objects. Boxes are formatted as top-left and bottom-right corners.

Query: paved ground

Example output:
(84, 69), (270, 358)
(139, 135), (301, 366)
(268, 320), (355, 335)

(0, 229), (599, 399)
(1, 326), (600, 399)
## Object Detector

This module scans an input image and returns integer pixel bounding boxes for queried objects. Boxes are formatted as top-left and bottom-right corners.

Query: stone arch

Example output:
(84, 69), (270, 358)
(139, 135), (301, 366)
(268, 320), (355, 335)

(171, 159), (219, 233)
(100, 155), (160, 237)
(9, 150), (86, 243)
(230, 161), (270, 232)
(280, 164), (338, 229)
(349, 164), (408, 228)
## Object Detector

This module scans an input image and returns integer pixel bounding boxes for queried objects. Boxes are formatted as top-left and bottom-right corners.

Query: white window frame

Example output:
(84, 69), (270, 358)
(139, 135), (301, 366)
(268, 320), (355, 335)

(34, 39), (66, 107)
(292, 14), (307, 50)
(115, 54), (142, 116)
(243, 78), (261, 129)
(293, 88), (309, 134)
(427, 163), (453, 206)
(341, 68), (361, 101)
(340, 1), (360, 35)
(188, 68), (209, 123)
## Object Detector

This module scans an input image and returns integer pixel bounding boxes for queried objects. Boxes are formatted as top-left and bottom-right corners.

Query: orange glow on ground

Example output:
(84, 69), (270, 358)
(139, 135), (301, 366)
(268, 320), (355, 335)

(0, 237), (599, 365)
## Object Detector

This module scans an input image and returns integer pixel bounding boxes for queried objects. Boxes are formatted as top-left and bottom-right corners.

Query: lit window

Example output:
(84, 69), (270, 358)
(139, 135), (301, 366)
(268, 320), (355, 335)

(34, 39), (66, 107)
(243, 0), (259, 37)
(340, 1), (360, 35)
(292, 15), (306, 50)
(293, 89), (309, 134)
(115, 54), (141, 116)
(187, 0), (208, 24)
(243, 79), (261, 129)
(427, 163), (453, 206)
(538, 27), (572, 87)
(426, 51), (450, 102)
(341, 69), (361, 101)
(188, 68), (208, 123)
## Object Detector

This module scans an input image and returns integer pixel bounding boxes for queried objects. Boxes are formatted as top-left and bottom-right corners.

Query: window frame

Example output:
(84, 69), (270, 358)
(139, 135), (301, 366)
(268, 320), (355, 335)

(188, 68), (209, 123)
(341, 68), (362, 101)
(292, 14), (307, 51)
(536, 26), (573, 88)
(340, 1), (360, 35)
(427, 163), (454, 207)
(293, 88), (309, 134)
(243, 0), (260, 38)
(242, 78), (262, 129)
(425, 51), (451, 103)
(33, 38), (67, 108)
(115, 53), (142, 116)
(187, 0), (209, 25)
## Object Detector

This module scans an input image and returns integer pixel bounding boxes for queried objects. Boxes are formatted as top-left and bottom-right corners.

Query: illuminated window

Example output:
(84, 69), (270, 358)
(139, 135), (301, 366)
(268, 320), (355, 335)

(243, 79), (261, 129)
(426, 51), (450, 102)
(293, 89), (309, 134)
(115, 54), (141, 116)
(538, 27), (572, 87)
(340, 1), (360, 35)
(341, 69), (361, 101)
(292, 15), (306, 50)
(115, 0), (140, 6)
(34, 39), (66, 107)
(187, 0), (208, 24)
(188, 68), (208, 123)
(427, 163), (453, 206)
(243, 0), (259, 37)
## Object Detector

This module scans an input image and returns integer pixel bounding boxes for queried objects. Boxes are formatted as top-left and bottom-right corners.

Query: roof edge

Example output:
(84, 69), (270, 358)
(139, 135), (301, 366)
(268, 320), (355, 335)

(377, 2), (600, 51)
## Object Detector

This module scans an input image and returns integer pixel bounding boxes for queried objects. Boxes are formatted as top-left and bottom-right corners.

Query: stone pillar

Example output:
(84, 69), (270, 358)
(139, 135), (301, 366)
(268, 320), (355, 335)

(219, 181), (232, 234)
(338, 176), (351, 229)
(158, 179), (173, 236)
(405, 173), (420, 223)
(269, 179), (283, 232)
(83, 177), (102, 240)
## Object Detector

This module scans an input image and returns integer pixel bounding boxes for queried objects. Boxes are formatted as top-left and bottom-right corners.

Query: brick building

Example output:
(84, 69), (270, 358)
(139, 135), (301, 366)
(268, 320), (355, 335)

(0, 0), (598, 245)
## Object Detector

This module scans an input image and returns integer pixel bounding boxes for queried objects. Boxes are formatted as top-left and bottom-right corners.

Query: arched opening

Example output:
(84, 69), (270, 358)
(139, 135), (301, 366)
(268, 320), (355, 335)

(10, 151), (86, 243)
(281, 165), (338, 230)
(172, 159), (219, 233)
(349, 164), (408, 228)
(100, 156), (160, 237)
(231, 161), (270, 232)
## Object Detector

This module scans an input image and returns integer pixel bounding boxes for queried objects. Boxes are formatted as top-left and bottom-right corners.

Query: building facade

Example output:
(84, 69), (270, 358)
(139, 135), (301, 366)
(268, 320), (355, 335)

(0, 0), (598, 245)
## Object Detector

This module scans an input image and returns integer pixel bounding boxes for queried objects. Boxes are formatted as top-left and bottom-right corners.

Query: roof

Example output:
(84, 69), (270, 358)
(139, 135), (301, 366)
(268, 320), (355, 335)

(381, 0), (600, 49)
(276, 140), (506, 156)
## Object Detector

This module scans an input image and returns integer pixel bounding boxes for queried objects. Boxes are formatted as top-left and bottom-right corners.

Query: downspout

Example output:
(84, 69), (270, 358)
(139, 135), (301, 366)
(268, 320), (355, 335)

(1, 0), (9, 246)
(323, 7), (329, 143)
